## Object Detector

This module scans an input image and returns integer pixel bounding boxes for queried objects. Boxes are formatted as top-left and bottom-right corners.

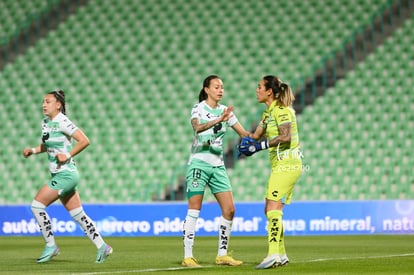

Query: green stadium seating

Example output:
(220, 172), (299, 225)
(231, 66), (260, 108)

(291, 15), (414, 200)
(0, 0), (407, 203)
(0, 0), (59, 45)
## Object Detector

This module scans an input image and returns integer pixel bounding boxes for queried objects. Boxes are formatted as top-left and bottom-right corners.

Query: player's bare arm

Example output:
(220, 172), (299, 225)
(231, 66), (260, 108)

(191, 107), (233, 134)
(23, 144), (46, 158)
(232, 122), (249, 138)
(268, 123), (291, 147)
(249, 124), (265, 140)
(56, 129), (90, 163)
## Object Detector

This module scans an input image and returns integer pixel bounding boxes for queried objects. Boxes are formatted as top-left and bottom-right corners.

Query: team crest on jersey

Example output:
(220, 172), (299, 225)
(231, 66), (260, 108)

(50, 122), (59, 132)
(192, 179), (198, 188)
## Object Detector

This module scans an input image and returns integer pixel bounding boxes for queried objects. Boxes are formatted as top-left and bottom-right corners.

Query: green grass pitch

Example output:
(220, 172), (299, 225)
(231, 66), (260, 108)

(1, 235), (413, 274)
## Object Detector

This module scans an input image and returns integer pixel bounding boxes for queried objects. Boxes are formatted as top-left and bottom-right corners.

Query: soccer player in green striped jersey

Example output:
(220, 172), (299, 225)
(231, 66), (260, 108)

(182, 75), (249, 267)
(23, 91), (112, 263)
(238, 76), (303, 269)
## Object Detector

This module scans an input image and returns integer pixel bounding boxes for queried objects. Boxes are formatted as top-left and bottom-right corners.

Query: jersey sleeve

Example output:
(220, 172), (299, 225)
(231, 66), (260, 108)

(227, 111), (238, 127)
(259, 109), (269, 128)
(274, 107), (293, 125)
(60, 116), (78, 136)
(190, 103), (200, 121)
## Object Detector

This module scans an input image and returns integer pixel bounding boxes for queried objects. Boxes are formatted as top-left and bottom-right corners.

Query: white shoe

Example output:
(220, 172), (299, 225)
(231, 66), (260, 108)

(255, 254), (281, 269)
(280, 254), (289, 266)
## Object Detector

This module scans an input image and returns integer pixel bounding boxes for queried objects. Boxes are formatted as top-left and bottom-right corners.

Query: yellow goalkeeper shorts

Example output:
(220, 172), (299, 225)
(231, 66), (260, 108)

(265, 158), (302, 204)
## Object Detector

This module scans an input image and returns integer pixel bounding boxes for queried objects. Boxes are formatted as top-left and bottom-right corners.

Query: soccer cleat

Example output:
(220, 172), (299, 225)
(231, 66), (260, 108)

(255, 254), (282, 269)
(280, 254), (289, 266)
(36, 244), (59, 263)
(95, 243), (113, 263)
(215, 254), (243, 266)
(181, 257), (201, 267)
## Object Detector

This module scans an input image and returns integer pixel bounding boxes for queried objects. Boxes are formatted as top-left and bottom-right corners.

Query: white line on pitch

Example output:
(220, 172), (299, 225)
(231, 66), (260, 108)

(71, 253), (414, 274)
(297, 252), (414, 263)
(71, 265), (214, 275)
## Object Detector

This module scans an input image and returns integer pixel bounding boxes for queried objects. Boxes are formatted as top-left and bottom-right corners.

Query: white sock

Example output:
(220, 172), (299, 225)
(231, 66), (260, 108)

(183, 209), (200, 258)
(69, 207), (104, 249)
(31, 200), (55, 247)
(217, 216), (232, 256)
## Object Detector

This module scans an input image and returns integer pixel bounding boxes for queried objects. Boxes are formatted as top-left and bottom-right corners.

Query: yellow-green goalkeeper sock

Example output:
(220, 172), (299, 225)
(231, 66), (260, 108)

(279, 223), (286, 255)
(266, 210), (283, 255)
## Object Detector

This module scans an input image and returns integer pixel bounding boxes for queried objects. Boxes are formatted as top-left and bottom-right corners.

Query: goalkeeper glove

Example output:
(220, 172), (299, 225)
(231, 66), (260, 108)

(238, 136), (269, 157)
(237, 136), (255, 157)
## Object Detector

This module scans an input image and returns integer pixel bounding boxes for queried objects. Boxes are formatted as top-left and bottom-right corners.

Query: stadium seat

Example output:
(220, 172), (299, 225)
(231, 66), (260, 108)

(0, 0), (408, 203)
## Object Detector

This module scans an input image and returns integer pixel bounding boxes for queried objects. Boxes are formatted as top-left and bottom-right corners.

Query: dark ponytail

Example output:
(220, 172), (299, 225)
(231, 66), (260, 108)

(198, 89), (207, 102)
(48, 90), (66, 114)
(198, 75), (220, 103)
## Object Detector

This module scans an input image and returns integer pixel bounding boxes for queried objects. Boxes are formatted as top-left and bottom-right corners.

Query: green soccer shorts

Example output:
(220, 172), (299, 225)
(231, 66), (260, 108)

(48, 169), (79, 197)
(185, 159), (232, 199)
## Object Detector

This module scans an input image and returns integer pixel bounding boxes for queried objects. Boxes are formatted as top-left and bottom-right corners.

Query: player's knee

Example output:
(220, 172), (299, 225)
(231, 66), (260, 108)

(222, 206), (235, 220)
(265, 199), (284, 213)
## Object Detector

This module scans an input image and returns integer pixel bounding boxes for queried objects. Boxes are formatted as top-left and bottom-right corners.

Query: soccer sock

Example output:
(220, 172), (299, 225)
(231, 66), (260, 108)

(217, 216), (232, 256)
(266, 210), (283, 255)
(279, 223), (286, 255)
(31, 200), (55, 247)
(183, 209), (199, 258)
(70, 207), (104, 249)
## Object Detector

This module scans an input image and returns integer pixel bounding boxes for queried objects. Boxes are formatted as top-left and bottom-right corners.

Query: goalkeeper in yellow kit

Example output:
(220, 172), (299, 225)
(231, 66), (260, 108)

(238, 75), (302, 269)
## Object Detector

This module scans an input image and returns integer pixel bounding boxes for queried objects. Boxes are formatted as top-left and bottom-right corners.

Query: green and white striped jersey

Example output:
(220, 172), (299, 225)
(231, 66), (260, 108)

(188, 100), (238, 167)
(41, 112), (78, 174)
